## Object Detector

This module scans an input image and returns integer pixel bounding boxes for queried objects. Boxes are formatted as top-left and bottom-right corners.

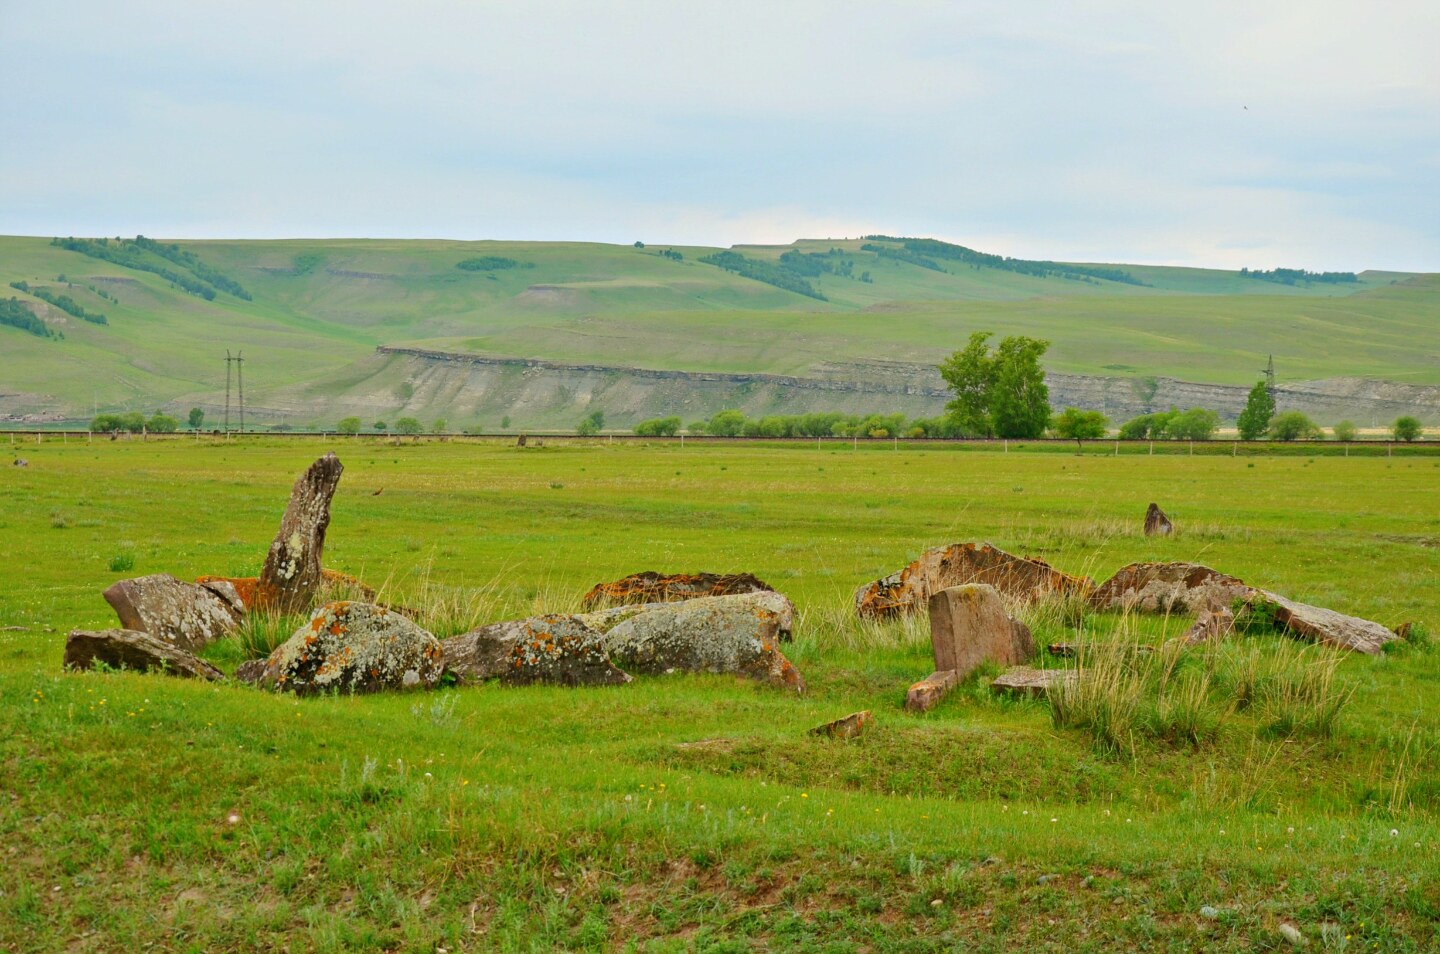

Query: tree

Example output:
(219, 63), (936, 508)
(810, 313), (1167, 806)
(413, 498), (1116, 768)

(938, 332), (1051, 438)
(394, 416), (422, 436)
(187, 407), (204, 430)
(432, 418), (447, 434)
(705, 409), (747, 437)
(373, 421), (387, 432)
(1166, 408), (1221, 441)
(575, 417), (599, 436)
(634, 416), (681, 436)
(1051, 408), (1108, 448)
(586, 410), (605, 431)
(500, 415), (511, 429)
(337, 416), (362, 435)
(1268, 411), (1321, 441)
(90, 414), (125, 433)
(120, 412), (146, 433)
(1236, 381), (1275, 440)
(1331, 420), (1357, 442)
(1392, 416), (1423, 442)
(146, 413), (179, 433)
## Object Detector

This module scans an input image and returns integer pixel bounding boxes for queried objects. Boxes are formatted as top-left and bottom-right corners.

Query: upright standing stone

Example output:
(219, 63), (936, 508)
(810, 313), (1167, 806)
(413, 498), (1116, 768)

(1144, 503), (1174, 536)
(927, 583), (1037, 676)
(258, 453), (343, 614)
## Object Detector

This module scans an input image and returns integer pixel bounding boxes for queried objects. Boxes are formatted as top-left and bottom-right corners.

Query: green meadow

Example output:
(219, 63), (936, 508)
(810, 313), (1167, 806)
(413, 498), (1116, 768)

(2, 438), (1439, 951)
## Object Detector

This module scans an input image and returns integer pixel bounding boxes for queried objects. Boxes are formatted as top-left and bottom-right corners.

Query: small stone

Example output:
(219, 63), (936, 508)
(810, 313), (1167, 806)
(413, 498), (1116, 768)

(12, 458), (28, 467)
(1199, 905), (1220, 919)
(1278, 922), (1306, 947)
(809, 710), (872, 740)
(905, 669), (960, 712)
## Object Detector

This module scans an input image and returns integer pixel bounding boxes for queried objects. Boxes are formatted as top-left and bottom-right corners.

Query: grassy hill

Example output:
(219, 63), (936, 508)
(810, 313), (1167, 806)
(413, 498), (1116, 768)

(1, 234), (1434, 426)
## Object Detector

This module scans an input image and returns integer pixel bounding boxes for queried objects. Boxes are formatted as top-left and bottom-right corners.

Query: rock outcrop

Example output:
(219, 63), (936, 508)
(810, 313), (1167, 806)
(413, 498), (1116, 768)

(102, 574), (243, 651)
(582, 571), (774, 608)
(64, 629), (225, 681)
(1090, 562), (1254, 614)
(601, 595), (805, 693)
(252, 601), (443, 694)
(257, 453), (344, 614)
(441, 615), (631, 687)
(855, 542), (1092, 619)
(1144, 503), (1174, 536)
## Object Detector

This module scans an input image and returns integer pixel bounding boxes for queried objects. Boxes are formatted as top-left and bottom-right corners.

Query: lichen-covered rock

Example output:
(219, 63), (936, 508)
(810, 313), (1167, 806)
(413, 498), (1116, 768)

(257, 453), (344, 615)
(582, 571), (775, 608)
(1247, 591), (1398, 655)
(579, 591), (797, 641)
(102, 574), (243, 651)
(441, 615), (632, 687)
(855, 542), (1092, 619)
(991, 667), (1076, 698)
(601, 596), (806, 693)
(233, 658), (267, 685)
(196, 568), (375, 613)
(64, 629), (225, 681)
(254, 601), (442, 694)
(1090, 562), (1254, 614)
(1144, 503), (1174, 536)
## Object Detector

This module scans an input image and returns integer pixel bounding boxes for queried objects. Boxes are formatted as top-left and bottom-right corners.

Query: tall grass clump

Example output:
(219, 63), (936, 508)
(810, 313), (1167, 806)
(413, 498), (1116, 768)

(232, 609), (307, 660)
(805, 598), (931, 652)
(1254, 641), (1352, 739)
(1049, 643), (1146, 758)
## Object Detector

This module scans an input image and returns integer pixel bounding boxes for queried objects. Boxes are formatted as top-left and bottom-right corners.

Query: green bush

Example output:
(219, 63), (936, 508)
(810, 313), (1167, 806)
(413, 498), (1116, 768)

(1268, 411), (1322, 441)
(1392, 416), (1422, 442)
(1331, 420), (1357, 441)
(634, 416), (681, 437)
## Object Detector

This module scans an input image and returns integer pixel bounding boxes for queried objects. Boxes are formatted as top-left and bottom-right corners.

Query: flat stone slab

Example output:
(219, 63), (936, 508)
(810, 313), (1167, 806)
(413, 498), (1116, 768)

(65, 629), (225, 681)
(991, 667), (1076, 698)
(1250, 591), (1398, 655)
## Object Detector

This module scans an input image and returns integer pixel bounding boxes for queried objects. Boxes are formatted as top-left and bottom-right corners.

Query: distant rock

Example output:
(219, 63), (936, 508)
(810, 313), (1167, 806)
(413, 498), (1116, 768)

(991, 666), (1075, 698)
(601, 595), (805, 693)
(252, 601), (443, 694)
(12, 458), (28, 467)
(579, 591), (796, 641)
(1091, 562), (1254, 614)
(855, 542), (1092, 619)
(64, 629), (225, 681)
(1144, 502), (1173, 536)
(810, 710), (872, 739)
(582, 571), (775, 608)
(257, 452), (344, 614)
(102, 574), (242, 651)
(441, 614), (631, 687)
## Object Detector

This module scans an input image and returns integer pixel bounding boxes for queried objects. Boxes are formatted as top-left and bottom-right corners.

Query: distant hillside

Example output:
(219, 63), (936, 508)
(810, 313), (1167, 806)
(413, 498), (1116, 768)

(0, 234), (1433, 427)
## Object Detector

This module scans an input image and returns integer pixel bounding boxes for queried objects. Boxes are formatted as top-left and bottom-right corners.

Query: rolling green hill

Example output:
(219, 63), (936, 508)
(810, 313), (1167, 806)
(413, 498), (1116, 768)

(1, 234), (1434, 427)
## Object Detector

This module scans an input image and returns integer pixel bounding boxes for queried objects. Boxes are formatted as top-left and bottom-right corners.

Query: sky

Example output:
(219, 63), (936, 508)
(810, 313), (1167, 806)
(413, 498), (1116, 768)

(2, 1), (1437, 271)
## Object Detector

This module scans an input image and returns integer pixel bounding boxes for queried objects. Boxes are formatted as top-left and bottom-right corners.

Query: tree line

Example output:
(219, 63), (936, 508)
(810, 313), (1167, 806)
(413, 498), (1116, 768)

(0, 297), (56, 338)
(9, 281), (107, 325)
(50, 237), (249, 302)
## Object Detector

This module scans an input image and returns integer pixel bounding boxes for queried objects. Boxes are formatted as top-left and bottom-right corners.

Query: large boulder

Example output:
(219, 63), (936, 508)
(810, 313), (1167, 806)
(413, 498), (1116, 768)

(257, 452), (344, 614)
(102, 574), (243, 651)
(1247, 592), (1398, 655)
(252, 601), (443, 694)
(855, 542), (1092, 619)
(582, 571), (774, 608)
(578, 591), (797, 642)
(1090, 562), (1254, 614)
(64, 629), (225, 681)
(600, 595), (806, 693)
(441, 615), (632, 687)
(928, 583), (1037, 675)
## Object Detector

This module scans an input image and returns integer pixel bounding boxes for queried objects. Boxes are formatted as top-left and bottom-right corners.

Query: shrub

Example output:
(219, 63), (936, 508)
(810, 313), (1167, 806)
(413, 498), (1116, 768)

(1392, 416), (1422, 442)
(146, 413), (179, 433)
(1268, 411), (1322, 441)
(394, 417), (422, 436)
(634, 416), (681, 437)
(337, 416), (362, 435)
(1165, 407), (1220, 440)
(1331, 420), (1357, 441)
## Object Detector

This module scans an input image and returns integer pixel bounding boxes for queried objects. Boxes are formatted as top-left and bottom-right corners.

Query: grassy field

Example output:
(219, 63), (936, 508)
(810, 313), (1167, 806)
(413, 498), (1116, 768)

(2, 234), (1435, 425)
(2, 438), (1438, 951)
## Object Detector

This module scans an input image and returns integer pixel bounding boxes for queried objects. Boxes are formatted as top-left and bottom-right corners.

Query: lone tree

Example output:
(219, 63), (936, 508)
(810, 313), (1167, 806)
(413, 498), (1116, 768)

(1052, 408), (1109, 449)
(1236, 381), (1275, 440)
(938, 332), (1051, 438)
(576, 410), (606, 436)
(1392, 415), (1423, 442)
(394, 416), (422, 437)
(187, 407), (204, 430)
(337, 416), (362, 435)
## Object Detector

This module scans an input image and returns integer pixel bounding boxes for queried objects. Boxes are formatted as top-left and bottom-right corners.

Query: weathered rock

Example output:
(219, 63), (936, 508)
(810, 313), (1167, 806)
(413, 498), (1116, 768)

(13, 458), (28, 467)
(810, 710), (873, 739)
(582, 571), (775, 608)
(64, 629), (225, 681)
(991, 666), (1076, 698)
(578, 591), (796, 641)
(601, 596), (805, 693)
(233, 658), (267, 685)
(1178, 606), (1235, 645)
(441, 614), (631, 687)
(905, 669), (961, 712)
(1248, 591), (1398, 655)
(102, 574), (242, 651)
(253, 601), (443, 694)
(1090, 562), (1254, 614)
(855, 542), (1093, 619)
(1144, 502), (1174, 536)
(196, 568), (375, 613)
(257, 452), (344, 615)
(928, 584), (1037, 676)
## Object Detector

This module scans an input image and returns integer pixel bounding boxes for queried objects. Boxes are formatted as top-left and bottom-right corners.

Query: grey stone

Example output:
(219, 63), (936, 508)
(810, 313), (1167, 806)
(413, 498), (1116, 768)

(102, 573), (242, 651)
(442, 614), (631, 687)
(579, 591), (796, 641)
(64, 629), (224, 681)
(258, 452), (343, 614)
(991, 666), (1076, 698)
(1249, 591), (1398, 655)
(254, 601), (443, 694)
(1091, 562), (1254, 614)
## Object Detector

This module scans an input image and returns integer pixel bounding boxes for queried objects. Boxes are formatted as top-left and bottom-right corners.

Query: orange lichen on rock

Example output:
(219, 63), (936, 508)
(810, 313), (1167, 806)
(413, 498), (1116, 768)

(854, 542), (1093, 619)
(195, 568), (374, 614)
(582, 571), (774, 608)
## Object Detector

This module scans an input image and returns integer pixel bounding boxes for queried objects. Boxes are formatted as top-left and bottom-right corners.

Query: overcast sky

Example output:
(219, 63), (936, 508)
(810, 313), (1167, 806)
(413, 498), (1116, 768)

(2, 1), (1436, 270)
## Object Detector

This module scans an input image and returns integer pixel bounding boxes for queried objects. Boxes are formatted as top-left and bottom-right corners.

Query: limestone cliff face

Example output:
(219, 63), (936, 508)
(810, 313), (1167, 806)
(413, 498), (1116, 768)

(323, 347), (1440, 427)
